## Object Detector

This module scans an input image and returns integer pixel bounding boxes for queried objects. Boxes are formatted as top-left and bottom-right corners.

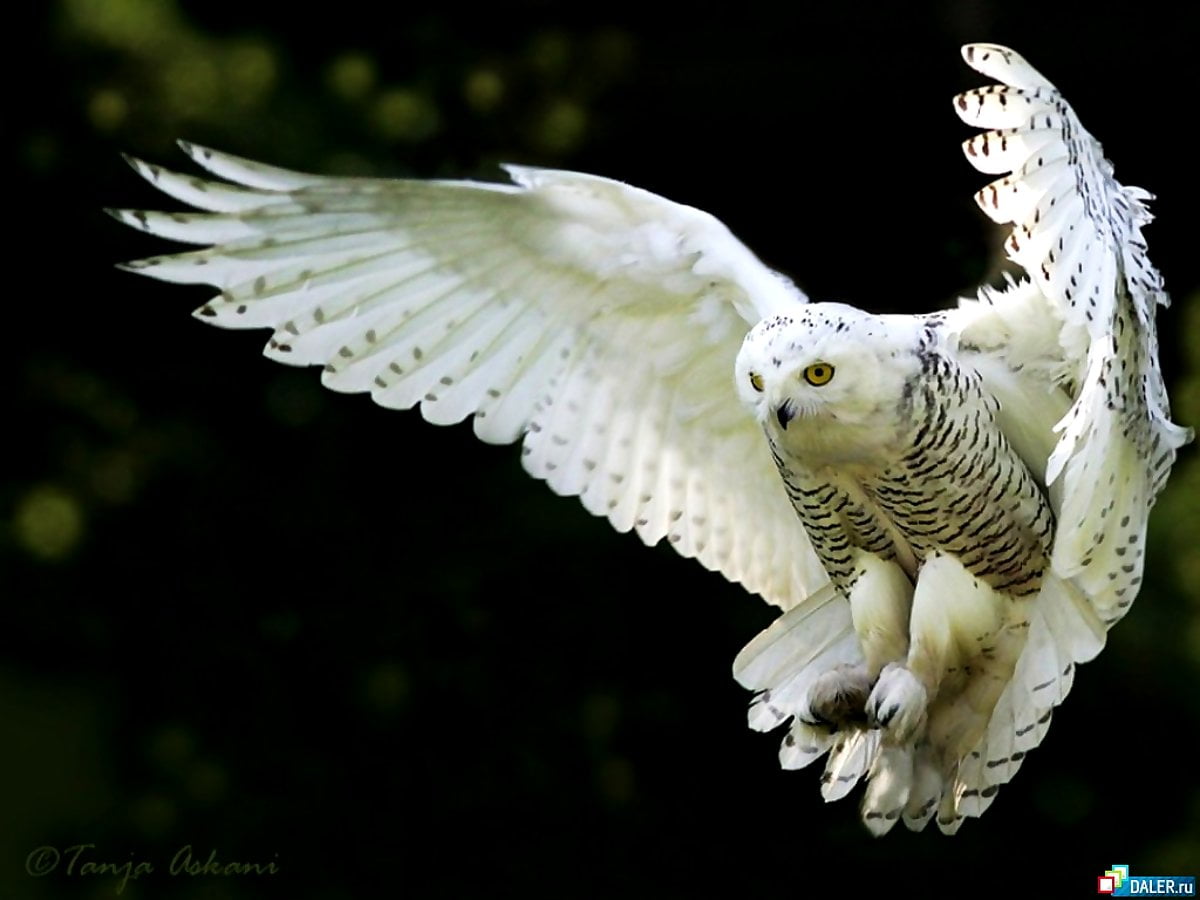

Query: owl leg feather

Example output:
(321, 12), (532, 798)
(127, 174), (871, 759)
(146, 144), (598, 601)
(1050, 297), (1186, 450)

(867, 552), (1010, 745)
(847, 552), (914, 676)
(801, 552), (912, 728)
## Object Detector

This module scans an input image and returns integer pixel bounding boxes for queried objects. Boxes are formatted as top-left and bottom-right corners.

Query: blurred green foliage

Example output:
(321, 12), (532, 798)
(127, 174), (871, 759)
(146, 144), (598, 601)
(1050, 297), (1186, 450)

(7, 1), (1199, 897)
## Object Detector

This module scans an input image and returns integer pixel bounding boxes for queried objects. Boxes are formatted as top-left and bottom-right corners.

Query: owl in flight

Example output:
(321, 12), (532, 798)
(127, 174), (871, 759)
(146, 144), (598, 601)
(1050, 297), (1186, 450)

(112, 44), (1190, 834)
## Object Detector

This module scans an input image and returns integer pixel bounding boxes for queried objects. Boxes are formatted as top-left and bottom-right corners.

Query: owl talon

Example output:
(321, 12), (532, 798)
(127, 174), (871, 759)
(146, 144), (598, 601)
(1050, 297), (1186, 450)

(799, 663), (871, 728)
(867, 663), (927, 741)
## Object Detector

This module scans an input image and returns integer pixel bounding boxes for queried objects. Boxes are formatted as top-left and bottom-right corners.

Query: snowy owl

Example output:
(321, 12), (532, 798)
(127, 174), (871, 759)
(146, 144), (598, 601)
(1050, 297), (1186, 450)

(111, 44), (1190, 834)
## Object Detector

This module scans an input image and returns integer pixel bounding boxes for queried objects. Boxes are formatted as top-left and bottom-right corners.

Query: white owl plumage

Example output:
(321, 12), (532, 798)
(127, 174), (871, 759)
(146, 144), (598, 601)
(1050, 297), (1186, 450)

(111, 44), (1190, 833)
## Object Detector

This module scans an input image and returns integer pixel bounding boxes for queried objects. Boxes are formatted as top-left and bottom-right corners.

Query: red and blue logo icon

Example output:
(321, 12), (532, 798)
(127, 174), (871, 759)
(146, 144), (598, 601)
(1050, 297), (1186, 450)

(1098, 864), (1194, 896)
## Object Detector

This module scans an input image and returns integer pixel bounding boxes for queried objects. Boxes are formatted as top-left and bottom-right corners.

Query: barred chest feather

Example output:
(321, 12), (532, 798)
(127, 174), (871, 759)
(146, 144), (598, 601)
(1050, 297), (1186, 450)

(769, 339), (1055, 600)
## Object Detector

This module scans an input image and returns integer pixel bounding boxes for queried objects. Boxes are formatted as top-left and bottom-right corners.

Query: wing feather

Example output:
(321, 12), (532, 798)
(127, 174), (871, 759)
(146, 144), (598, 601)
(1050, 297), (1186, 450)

(114, 142), (826, 610)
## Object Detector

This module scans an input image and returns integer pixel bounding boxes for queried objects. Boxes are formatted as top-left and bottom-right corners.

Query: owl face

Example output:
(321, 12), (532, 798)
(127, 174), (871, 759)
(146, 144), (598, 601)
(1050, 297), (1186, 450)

(735, 304), (919, 466)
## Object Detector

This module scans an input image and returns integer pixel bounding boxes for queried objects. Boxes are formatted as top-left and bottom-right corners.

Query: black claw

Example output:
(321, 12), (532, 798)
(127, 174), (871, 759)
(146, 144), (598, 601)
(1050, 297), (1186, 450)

(798, 710), (834, 730)
(866, 700), (899, 729)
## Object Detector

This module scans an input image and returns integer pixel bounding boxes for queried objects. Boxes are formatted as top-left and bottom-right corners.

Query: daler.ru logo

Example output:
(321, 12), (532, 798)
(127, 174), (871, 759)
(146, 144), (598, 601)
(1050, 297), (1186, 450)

(1098, 864), (1195, 896)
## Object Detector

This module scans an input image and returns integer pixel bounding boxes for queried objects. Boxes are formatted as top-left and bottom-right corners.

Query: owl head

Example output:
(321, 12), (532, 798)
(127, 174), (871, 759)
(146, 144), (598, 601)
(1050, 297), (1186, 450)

(734, 303), (922, 466)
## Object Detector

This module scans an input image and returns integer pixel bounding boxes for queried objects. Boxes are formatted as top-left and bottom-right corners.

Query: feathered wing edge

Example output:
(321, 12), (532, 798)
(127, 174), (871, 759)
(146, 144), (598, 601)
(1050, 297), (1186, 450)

(111, 142), (830, 612)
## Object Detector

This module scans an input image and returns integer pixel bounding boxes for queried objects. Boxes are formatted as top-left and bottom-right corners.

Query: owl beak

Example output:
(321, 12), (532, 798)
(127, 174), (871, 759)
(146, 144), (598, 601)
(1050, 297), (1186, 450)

(776, 400), (797, 430)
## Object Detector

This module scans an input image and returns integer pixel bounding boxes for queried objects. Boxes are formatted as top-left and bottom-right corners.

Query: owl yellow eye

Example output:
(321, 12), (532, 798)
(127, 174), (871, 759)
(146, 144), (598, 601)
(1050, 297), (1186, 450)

(749, 372), (765, 392)
(803, 363), (835, 386)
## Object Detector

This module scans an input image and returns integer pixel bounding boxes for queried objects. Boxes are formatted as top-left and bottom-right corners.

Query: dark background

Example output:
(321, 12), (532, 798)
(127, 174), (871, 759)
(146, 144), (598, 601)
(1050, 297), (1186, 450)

(7, 2), (1200, 897)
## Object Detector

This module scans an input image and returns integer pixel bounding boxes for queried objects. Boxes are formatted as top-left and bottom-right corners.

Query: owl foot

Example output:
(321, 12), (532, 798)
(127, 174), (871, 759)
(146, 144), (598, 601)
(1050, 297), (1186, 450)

(866, 663), (927, 741)
(798, 663), (871, 728)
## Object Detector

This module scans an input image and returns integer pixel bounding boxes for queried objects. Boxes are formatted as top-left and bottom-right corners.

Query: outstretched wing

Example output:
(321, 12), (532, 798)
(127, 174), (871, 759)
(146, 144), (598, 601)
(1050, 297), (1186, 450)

(944, 43), (1191, 819)
(111, 143), (827, 609)
(951, 43), (1192, 620)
